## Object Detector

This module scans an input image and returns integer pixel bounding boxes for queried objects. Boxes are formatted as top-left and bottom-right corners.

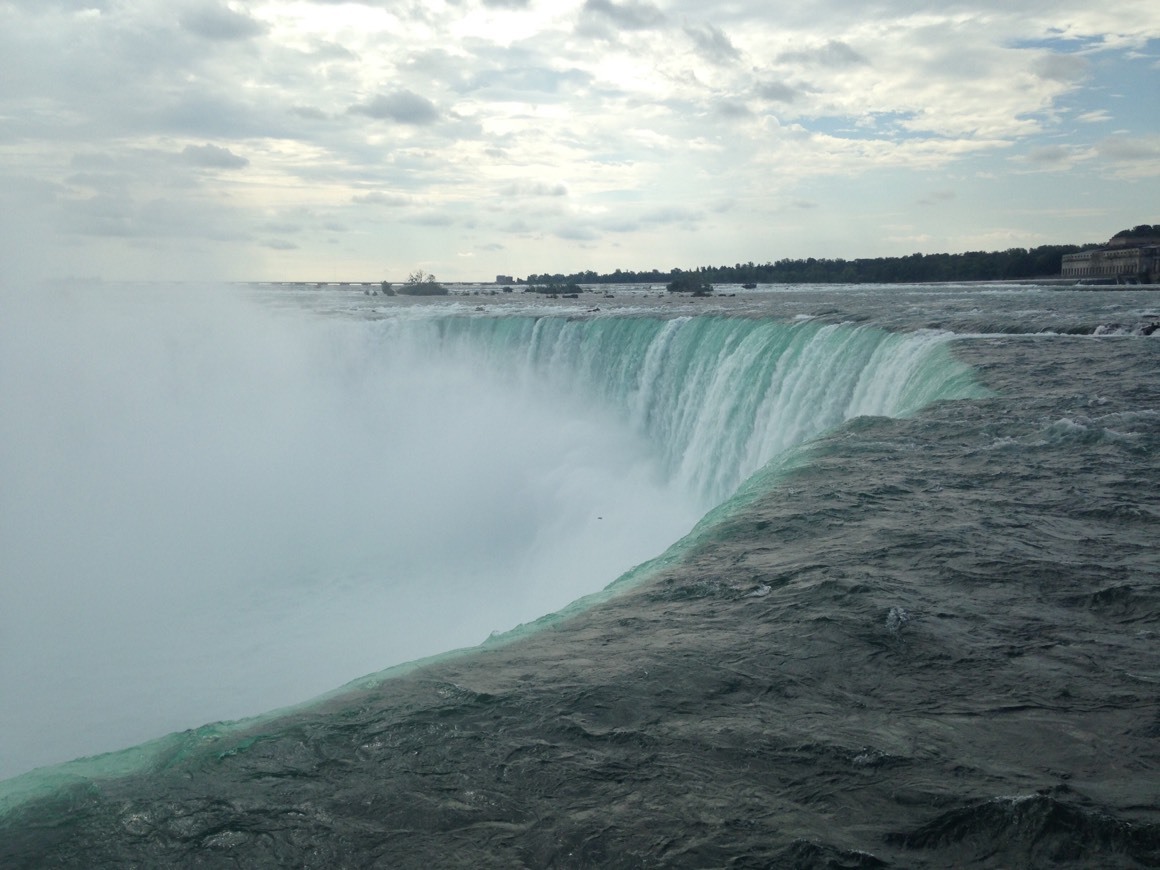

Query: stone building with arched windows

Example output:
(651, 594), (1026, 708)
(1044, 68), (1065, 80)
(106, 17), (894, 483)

(1061, 227), (1160, 284)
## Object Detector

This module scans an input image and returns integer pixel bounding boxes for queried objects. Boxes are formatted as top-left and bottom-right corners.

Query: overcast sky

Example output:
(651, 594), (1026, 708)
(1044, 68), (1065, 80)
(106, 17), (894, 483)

(1, 0), (1158, 282)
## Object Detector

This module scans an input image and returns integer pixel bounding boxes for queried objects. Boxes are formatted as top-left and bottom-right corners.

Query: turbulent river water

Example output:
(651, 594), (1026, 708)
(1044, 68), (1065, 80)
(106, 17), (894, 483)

(1, 281), (1158, 867)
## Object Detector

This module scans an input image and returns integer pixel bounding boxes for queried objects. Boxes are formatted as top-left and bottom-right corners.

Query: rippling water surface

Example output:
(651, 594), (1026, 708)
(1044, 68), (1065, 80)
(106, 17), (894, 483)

(2, 281), (1157, 868)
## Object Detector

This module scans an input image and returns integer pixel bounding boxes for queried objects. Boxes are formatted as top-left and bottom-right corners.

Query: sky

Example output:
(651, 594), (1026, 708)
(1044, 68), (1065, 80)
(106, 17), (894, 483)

(1, 0), (1158, 282)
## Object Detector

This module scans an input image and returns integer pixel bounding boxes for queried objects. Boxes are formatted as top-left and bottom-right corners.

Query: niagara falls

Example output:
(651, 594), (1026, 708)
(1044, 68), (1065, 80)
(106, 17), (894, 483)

(2, 280), (1158, 867)
(0, 282), (982, 781)
(3, 0), (1160, 864)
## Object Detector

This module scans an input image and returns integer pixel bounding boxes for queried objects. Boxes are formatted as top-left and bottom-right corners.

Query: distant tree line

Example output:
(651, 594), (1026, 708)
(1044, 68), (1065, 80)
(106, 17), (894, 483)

(524, 244), (1096, 286)
(1111, 224), (1160, 241)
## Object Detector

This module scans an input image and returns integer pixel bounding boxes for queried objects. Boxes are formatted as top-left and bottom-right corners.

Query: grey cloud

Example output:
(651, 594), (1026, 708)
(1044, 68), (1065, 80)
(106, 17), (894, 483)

(604, 219), (640, 233)
(716, 101), (752, 119)
(403, 49), (466, 86)
(1097, 136), (1160, 162)
(460, 67), (592, 96)
(684, 23), (740, 64)
(70, 152), (121, 171)
(259, 222), (302, 234)
(481, 0), (531, 7)
(0, 15), (202, 139)
(69, 143), (250, 194)
(291, 106), (329, 121)
(1032, 53), (1089, 83)
(555, 222), (600, 241)
(60, 192), (244, 240)
(0, 175), (64, 213)
(182, 143), (249, 169)
(641, 206), (701, 225)
(778, 40), (868, 68)
(600, 205), (700, 234)
(501, 181), (569, 197)
(157, 93), (289, 140)
(64, 172), (135, 195)
(179, 4), (267, 41)
(581, 0), (666, 31)
(1026, 145), (1074, 164)
(62, 193), (136, 237)
(262, 239), (298, 250)
(68, 149), (181, 183)
(350, 91), (440, 125)
(352, 191), (411, 206)
(917, 190), (956, 206)
(757, 81), (801, 103)
(6, 0), (112, 10)
(411, 212), (456, 227)
(308, 41), (358, 62)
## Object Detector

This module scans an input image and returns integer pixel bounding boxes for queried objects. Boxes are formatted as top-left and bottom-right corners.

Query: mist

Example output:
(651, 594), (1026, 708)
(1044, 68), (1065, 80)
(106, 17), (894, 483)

(0, 284), (703, 780)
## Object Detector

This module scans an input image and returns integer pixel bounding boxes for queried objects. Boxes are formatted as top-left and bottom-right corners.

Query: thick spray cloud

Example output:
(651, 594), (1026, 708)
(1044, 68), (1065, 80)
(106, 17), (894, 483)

(0, 283), (988, 781)
(0, 286), (700, 779)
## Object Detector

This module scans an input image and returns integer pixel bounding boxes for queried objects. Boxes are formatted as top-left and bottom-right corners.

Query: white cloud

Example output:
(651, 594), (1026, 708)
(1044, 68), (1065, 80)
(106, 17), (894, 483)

(182, 143), (249, 169)
(1076, 109), (1112, 123)
(0, 0), (1157, 280)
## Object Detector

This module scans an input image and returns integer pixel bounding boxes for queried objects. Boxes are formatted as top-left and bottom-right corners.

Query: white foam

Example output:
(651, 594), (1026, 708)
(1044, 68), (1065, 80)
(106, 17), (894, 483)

(0, 283), (702, 779)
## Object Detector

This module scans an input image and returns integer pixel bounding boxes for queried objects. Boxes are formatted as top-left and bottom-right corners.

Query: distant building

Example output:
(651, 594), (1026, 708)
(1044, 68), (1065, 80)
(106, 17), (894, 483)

(1062, 231), (1160, 283)
(495, 275), (515, 285)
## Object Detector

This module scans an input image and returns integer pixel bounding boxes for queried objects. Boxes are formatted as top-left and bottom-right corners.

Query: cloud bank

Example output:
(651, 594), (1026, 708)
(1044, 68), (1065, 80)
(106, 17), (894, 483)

(0, 0), (1157, 280)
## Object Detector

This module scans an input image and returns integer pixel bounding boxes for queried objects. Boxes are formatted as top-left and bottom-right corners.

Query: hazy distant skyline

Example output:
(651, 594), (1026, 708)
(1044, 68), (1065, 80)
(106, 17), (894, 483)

(1, 0), (1158, 282)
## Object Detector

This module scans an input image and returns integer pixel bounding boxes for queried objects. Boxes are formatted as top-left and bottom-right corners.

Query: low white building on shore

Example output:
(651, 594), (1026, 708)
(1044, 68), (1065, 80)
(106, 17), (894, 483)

(1062, 230), (1160, 283)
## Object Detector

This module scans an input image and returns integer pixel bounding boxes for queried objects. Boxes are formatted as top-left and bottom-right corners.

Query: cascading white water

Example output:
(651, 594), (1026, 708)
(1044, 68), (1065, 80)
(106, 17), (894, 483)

(421, 314), (983, 504)
(0, 286), (704, 780)
(0, 285), (983, 781)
